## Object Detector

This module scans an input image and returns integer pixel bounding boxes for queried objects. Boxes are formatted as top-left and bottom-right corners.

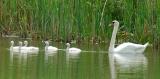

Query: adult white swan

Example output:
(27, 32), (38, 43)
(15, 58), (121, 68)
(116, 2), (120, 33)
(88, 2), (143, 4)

(66, 43), (81, 54)
(109, 20), (149, 53)
(44, 41), (58, 53)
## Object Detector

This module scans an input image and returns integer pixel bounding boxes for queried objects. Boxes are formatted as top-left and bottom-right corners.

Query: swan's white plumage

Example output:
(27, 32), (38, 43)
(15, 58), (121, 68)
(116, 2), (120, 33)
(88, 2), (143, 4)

(45, 46), (58, 52)
(109, 20), (149, 53)
(10, 41), (19, 51)
(68, 48), (81, 53)
(114, 42), (149, 53)
(10, 41), (29, 53)
(45, 41), (58, 53)
(10, 45), (20, 51)
(66, 43), (81, 54)
(23, 41), (39, 53)
(28, 46), (39, 50)
(10, 46), (20, 52)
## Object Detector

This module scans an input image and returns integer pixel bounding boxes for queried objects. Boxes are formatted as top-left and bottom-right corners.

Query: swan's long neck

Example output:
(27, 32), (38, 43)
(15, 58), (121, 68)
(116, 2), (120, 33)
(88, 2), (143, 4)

(10, 41), (14, 50)
(67, 46), (70, 50)
(45, 45), (49, 51)
(66, 44), (70, 51)
(45, 42), (49, 51)
(19, 43), (22, 52)
(109, 24), (119, 52)
(24, 43), (28, 47)
(10, 44), (13, 50)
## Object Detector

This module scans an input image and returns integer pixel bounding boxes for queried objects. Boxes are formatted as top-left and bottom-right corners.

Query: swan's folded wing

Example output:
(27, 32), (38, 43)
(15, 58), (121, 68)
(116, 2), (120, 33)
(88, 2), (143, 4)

(115, 42), (145, 53)
(48, 46), (58, 51)
(68, 48), (81, 53)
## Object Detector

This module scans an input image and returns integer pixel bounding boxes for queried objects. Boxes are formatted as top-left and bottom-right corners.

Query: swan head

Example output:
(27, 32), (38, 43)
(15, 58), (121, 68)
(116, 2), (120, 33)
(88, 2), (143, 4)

(10, 41), (14, 46)
(66, 43), (70, 48)
(112, 20), (119, 27)
(24, 40), (28, 46)
(19, 41), (23, 47)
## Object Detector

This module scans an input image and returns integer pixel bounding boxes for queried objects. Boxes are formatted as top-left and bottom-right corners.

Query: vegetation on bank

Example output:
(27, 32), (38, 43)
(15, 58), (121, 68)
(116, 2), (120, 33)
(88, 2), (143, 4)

(0, 0), (160, 45)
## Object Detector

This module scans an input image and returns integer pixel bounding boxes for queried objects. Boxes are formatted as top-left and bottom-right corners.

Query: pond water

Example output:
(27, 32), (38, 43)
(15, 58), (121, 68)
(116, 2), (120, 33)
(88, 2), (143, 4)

(0, 38), (160, 79)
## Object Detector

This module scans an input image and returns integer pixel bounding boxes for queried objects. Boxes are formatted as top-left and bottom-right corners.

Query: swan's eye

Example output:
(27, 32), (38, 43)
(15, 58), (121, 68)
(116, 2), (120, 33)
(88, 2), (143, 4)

(112, 22), (115, 24)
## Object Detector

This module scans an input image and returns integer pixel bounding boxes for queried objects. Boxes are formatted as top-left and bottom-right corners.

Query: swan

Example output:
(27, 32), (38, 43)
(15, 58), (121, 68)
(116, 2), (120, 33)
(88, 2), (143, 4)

(44, 41), (58, 52)
(66, 43), (81, 54)
(23, 41), (39, 52)
(109, 20), (149, 53)
(10, 41), (28, 53)
(10, 41), (21, 52)
(19, 41), (30, 53)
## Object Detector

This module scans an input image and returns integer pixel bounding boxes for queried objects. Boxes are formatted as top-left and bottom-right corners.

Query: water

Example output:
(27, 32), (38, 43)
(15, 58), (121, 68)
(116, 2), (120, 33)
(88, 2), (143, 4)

(0, 38), (160, 79)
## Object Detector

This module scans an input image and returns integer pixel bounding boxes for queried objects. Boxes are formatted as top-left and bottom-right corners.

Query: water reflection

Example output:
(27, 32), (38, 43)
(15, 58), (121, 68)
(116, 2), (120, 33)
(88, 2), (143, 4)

(66, 53), (80, 66)
(9, 50), (39, 66)
(109, 53), (148, 79)
(8, 51), (39, 79)
(65, 52), (80, 79)
(44, 51), (58, 63)
(66, 53), (80, 58)
(10, 52), (27, 63)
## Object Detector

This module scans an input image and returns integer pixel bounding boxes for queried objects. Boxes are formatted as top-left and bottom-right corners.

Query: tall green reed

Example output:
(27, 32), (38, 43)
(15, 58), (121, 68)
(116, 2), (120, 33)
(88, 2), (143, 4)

(0, 0), (159, 45)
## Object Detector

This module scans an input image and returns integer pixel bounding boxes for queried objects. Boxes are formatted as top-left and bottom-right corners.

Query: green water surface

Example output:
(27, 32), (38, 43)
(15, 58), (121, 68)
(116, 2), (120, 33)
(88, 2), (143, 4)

(0, 38), (159, 79)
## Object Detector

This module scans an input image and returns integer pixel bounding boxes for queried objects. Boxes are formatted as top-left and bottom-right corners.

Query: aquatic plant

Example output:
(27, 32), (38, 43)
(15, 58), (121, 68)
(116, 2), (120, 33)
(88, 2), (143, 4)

(0, 0), (159, 45)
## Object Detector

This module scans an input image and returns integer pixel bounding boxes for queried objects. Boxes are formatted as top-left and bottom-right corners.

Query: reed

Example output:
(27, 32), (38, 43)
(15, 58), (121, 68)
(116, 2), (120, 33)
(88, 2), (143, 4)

(0, 0), (159, 44)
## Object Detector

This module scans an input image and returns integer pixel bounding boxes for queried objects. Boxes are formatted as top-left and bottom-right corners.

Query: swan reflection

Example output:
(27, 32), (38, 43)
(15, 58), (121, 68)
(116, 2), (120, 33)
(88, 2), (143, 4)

(10, 50), (38, 65)
(109, 53), (148, 79)
(66, 52), (80, 59)
(45, 51), (57, 62)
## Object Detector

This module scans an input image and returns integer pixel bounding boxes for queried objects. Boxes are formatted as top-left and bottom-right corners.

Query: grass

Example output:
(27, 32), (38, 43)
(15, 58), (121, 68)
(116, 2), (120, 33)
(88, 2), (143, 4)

(0, 0), (159, 45)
